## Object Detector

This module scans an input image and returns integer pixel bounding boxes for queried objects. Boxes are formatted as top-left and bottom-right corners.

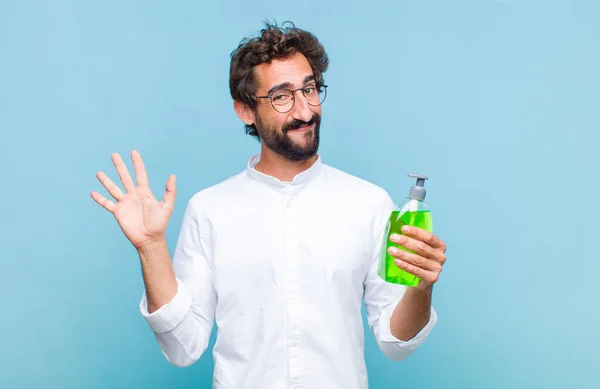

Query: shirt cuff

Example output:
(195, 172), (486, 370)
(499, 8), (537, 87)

(377, 296), (438, 348)
(139, 278), (192, 334)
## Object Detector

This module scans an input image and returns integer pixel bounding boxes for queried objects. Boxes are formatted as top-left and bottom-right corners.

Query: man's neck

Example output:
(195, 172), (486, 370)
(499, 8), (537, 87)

(254, 147), (318, 182)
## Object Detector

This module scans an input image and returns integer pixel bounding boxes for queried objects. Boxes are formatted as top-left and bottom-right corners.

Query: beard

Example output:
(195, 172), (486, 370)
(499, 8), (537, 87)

(255, 113), (321, 161)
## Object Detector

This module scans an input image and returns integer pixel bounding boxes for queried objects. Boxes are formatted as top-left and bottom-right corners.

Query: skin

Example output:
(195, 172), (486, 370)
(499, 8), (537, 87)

(90, 52), (448, 341)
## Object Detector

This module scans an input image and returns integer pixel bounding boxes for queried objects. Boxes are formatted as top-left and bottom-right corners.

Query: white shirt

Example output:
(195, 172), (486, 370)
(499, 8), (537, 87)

(139, 154), (437, 389)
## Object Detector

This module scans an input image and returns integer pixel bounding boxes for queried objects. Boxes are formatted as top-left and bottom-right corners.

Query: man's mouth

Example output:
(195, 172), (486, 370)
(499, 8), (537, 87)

(288, 122), (314, 132)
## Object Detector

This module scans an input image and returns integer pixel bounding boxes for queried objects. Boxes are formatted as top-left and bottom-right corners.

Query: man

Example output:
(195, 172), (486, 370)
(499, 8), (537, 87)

(91, 21), (447, 389)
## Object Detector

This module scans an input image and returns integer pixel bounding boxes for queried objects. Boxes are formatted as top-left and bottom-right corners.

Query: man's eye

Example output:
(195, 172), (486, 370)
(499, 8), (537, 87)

(273, 93), (290, 101)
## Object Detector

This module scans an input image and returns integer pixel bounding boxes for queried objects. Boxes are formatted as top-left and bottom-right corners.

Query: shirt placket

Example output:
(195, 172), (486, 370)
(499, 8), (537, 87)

(283, 194), (301, 388)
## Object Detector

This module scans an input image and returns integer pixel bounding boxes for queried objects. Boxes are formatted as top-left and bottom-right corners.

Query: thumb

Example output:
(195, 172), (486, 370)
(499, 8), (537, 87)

(161, 174), (177, 212)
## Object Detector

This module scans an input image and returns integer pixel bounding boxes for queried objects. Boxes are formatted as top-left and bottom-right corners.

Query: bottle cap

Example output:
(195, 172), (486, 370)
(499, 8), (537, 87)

(408, 174), (428, 200)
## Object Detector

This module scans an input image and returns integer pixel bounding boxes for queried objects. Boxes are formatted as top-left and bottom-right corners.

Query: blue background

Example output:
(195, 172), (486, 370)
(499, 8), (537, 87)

(1, 0), (599, 388)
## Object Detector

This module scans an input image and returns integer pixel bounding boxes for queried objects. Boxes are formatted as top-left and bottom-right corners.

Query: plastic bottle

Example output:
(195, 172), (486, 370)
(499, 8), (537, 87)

(378, 174), (433, 286)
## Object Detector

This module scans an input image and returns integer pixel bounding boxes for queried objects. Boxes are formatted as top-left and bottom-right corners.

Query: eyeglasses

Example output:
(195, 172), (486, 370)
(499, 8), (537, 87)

(255, 83), (328, 113)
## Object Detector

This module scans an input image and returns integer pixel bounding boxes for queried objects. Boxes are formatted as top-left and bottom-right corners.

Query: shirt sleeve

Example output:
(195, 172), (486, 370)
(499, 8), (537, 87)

(139, 197), (217, 367)
(363, 189), (437, 362)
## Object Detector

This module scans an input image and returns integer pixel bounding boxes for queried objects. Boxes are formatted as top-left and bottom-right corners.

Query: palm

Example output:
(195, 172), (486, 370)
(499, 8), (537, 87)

(113, 186), (168, 247)
(91, 150), (177, 249)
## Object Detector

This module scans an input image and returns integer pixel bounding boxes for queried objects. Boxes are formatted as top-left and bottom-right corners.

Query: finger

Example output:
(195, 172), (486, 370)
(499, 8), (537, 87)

(390, 233), (436, 259)
(388, 246), (441, 272)
(91, 191), (116, 213)
(112, 152), (136, 192)
(160, 174), (177, 212)
(401, 225), (445, 250)
(394, 258), (439, 285)
(131, 150), (149, 188)
(96, 171), (125, 201)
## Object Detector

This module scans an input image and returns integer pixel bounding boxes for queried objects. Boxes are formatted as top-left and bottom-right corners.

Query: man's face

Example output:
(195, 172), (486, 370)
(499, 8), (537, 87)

(252, 52), (322, 161)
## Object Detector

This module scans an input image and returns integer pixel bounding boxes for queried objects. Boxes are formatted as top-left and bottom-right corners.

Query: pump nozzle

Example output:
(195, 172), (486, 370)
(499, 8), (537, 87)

(407, 174), (428, 200)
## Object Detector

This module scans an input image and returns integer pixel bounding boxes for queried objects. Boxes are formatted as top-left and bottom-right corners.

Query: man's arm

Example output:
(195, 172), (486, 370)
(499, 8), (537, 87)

(91, 151), (215, 367)
(363, 254), (438, 362)
(137, 238), (178, 313)
(363, 190), (440, 362)
(138, 198), (217, 368)
(363, 251), (438, 362)
(386, 225), (446, 340)
(389, 286), (432, 340)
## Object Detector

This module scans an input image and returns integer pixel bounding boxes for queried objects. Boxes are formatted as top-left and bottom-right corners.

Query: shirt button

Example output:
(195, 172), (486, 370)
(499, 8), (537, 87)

(286, 202), (293, 209)
(291, 340), (298, 347)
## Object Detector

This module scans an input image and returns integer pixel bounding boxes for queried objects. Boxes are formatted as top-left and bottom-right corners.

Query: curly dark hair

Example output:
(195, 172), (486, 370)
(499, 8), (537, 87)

(229, 21), (329, 139)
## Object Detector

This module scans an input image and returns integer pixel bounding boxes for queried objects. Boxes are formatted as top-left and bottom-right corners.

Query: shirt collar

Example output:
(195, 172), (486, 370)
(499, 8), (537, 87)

(246, 153), (323, 189)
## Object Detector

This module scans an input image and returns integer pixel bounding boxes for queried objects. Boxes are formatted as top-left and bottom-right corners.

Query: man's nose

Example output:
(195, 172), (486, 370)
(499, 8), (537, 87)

(290, 90), (314, 123)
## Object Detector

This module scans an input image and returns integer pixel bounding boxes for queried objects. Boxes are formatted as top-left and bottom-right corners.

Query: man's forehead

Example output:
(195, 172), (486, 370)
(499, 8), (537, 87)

(255, 54), (314, 90)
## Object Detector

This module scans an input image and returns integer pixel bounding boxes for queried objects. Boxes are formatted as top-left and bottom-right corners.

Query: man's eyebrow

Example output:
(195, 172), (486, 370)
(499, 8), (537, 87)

(265, 75), (317, 96)
(304, 75), (316, 84)
(266, 82), (293, 96)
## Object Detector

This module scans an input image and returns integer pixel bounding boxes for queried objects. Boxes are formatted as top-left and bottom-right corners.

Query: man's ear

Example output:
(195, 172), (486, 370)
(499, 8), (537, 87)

(233, 100), (256, 126)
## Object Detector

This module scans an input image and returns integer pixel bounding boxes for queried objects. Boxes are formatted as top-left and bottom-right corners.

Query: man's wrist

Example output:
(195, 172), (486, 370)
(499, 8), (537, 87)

(136, 237), (168, 258)
(410, 283), (433, 297)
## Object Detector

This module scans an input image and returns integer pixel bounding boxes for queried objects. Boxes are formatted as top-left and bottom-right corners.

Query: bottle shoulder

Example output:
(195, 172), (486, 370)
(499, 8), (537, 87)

(396, 197), (430, 213)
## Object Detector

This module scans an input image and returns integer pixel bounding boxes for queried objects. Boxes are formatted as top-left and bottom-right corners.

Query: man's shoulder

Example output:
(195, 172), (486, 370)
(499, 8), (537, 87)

(321, 163), (391, 201)
(187, 170), (248, 207)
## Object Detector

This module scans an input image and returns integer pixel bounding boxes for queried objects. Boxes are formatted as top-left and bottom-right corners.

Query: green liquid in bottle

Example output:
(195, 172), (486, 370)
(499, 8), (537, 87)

(378, 210), (433, 286)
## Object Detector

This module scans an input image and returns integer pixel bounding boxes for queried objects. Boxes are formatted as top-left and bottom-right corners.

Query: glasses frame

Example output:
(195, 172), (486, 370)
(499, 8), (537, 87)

(255, 84), (328, 113)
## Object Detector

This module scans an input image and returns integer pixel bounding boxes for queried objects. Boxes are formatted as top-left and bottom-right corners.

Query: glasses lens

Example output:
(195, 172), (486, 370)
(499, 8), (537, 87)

(306, 85), (327, 107)
(271, 89), (294, 113)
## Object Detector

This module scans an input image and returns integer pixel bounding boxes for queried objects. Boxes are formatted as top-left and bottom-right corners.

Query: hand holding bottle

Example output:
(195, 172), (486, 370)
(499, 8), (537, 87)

(378, 174), (447, 289)
(387, 226), (447, 290)
(90, 150), (177, 250)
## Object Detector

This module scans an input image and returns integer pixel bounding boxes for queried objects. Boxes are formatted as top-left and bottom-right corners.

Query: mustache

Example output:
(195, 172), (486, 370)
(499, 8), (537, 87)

(283, 114), (320, 132)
